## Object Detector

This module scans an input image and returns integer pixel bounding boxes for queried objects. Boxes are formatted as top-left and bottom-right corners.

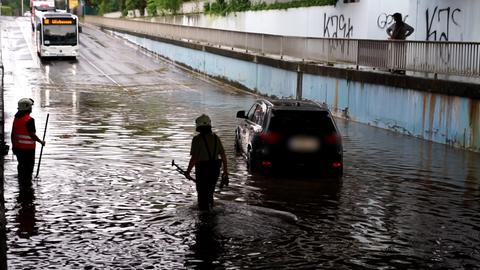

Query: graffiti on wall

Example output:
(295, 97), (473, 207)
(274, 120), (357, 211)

(377, 13), (410, 30)
(377, 13), (394, 29)
(323, 14), (354, 38)
(426, 6), (461, 41)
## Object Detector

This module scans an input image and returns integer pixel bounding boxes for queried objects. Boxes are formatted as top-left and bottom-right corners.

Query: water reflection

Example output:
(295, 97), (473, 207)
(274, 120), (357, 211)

(244, 174), (342, 214)
(15, 183), (37, 238)
(2, 16), (480, 268)
(464, 152), (480, 209)
(185, 212), (224, 269)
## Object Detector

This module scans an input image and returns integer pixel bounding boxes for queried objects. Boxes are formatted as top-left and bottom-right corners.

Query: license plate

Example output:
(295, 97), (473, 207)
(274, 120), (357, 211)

(288, 136), (320, 153)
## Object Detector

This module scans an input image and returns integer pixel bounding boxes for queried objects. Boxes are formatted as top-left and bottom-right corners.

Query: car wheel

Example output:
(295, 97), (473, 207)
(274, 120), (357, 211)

(234, 135), (241, 154)
(247, 150), (258, 173)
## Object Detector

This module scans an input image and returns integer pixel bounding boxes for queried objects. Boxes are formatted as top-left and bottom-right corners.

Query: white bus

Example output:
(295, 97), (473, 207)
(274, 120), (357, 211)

(30, 0), (55, 30)
(35, 12), (79, 59)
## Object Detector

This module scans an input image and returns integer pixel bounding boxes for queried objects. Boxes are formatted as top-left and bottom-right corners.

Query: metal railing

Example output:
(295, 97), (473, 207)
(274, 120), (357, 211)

(85, 16), (480, 77)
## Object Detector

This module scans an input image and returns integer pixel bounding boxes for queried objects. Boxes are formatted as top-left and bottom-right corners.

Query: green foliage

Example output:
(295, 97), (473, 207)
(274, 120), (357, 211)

(98, 0), (106, 15)
(138, 0), (147, 15)
(126, 0), (139, 13)
(203, 2), (210, 12)
(84, 5), (99, 15)
(100, 0), (179, 17)
(209, 0), (227, 15)
(119, 0), (126, 14)
(147, 0), (158, 16)
(155, 0), (182, 14)
(90, 0), (122, 15)
(122, 0), (147, 16)
(0, 6), (13, 16)
(206, 0), (337, 16)
(2, 0), (19, 15)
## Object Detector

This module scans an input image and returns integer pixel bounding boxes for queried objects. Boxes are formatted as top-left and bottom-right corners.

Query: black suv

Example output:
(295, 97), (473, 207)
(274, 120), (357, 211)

(235, 99), (343, 177)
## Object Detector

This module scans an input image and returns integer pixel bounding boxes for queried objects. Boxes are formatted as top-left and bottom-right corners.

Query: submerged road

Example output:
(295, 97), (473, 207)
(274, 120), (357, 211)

(1, 16), (479, 269)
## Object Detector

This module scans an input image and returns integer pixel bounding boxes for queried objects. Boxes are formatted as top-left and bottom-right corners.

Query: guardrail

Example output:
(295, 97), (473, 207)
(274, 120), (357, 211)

(85, 16), (480, 77)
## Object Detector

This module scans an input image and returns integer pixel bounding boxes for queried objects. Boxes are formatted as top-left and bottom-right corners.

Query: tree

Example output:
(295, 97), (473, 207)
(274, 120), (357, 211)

(138, 0), (146, 15)
(120, 0), (127, 16)
(146, 0), (157, 16)
(3, 0), (20, 15)
(156, 0), (181, 14)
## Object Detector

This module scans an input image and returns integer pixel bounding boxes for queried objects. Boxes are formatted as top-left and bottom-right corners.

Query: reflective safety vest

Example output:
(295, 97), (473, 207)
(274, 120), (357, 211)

(12, 114), (36, 150)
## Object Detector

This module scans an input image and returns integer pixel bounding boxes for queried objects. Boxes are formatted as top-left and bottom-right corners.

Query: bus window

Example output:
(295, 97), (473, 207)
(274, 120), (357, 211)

(43, 24), (77, 46)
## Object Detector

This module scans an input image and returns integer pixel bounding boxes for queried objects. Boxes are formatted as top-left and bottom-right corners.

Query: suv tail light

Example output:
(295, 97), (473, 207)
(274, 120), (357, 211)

(332, 162), (342, 168)
(260, 132), (282, 144)
(261, 161), (272, 166)
(324, 133), (341, 145)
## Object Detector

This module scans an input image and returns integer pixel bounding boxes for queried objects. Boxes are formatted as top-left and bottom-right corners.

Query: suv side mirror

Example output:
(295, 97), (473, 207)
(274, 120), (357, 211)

(236, 110), (246, 118)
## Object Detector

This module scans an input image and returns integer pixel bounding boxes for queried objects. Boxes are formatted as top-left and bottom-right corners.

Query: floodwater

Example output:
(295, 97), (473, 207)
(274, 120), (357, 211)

(1, 17), (480, 269)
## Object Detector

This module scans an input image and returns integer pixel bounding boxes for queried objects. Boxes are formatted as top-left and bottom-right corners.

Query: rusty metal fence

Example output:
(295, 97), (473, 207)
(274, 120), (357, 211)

(85, 16), (480, 77)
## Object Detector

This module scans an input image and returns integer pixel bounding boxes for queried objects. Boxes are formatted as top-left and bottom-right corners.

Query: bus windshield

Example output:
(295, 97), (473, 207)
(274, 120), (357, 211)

(43, 25), (77, 46)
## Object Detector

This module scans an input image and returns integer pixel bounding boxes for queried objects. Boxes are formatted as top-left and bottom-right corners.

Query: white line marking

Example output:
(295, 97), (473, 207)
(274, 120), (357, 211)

(17, 17), (40, 68)
(80, 53), (125, 89)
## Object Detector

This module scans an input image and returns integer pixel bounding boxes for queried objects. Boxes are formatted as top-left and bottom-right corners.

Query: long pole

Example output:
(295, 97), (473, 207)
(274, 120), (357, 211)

(35, 113), (49, 179)
(171, 160), (195, 182)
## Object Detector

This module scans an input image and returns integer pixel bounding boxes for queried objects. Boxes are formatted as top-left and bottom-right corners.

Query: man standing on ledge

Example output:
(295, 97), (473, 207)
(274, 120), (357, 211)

(11, 98), (45, 183)
(386, 12), (414, 40)
(386, 12), (414, 74)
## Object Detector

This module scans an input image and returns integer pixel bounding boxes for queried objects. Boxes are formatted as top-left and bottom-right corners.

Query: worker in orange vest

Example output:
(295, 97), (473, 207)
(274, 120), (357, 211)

(11, 98), (45, 183)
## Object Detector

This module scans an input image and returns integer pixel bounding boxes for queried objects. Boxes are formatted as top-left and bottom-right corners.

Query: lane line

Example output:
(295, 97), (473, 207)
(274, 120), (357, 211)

(80, 54), (124, 89)
(17, 17), (59, 85)
(18, 17), (40, 69)
(108, 29), (255, 96)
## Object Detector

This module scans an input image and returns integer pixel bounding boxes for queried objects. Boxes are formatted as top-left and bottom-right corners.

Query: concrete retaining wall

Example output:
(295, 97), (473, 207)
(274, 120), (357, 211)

(131, 0), (480, 42)
(109, 29), (480, 152)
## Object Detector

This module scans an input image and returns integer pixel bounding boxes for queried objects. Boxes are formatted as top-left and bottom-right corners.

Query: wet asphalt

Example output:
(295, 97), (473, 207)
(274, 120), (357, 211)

(0, 16), (479, 269)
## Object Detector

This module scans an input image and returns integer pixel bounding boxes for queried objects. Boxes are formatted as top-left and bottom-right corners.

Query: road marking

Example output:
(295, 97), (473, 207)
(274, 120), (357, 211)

(80, 53), (126, 90)
(17, 17), (59, 85)
(18, 17), (39, 67)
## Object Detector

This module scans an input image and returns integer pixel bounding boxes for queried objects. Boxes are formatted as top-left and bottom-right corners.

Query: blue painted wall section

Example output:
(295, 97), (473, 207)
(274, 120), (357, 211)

(256, 65), (296, 98)
(115, 31), (480, 153)
(204, 53), (257, 91)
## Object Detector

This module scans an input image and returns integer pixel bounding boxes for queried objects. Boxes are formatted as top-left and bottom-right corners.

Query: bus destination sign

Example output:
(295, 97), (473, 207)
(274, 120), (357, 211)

(43, 18), (75, 25)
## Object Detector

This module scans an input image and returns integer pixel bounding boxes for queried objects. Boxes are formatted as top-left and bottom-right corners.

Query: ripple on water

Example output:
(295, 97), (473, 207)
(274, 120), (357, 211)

(2, 37), (480, 268)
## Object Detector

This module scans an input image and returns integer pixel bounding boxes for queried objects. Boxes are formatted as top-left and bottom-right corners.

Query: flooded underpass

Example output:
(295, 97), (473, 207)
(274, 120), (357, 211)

(1, 17), (479, 269)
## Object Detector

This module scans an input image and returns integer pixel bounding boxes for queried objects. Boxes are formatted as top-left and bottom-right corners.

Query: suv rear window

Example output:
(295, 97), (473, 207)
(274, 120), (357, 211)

(268, 110), (336, 135)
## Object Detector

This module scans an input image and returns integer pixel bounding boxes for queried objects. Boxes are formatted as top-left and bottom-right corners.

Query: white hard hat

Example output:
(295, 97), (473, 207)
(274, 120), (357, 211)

(195, 114), (211, 128)
(18, 98), (34, 111)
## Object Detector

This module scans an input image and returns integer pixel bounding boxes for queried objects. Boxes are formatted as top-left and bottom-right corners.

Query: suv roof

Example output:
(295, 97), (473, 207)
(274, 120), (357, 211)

(260, 99), (328, 111)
